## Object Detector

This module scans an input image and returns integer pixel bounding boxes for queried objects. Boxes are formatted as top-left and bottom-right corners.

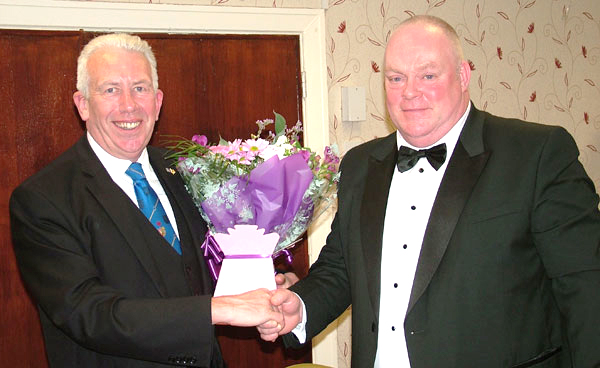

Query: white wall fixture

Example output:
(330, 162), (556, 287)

(341, 86), (366, 122)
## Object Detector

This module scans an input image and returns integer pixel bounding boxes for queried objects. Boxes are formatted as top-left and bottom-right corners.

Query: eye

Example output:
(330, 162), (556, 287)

(423, 74), (435, 80)
(387, 75), (405, 83)
(105, 87), (116, 94)
(134, 86), (146, 92)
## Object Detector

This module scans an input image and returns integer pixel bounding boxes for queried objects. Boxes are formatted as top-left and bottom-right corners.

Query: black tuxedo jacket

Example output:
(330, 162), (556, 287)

(10, 135), (224, 367)
(288, 106), (600, 367)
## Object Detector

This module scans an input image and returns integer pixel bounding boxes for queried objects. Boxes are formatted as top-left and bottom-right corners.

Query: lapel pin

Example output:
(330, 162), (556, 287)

(166, 168), (176, 175)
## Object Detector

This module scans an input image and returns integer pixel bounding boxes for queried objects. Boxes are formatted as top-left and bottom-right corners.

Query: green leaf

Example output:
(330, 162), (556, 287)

(274, 111), (287, 138)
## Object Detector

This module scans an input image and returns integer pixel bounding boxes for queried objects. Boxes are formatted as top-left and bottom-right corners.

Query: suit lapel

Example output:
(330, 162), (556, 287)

(76, 137), (171, 297)
(149, 148), (206, 253)
(360, 133), (397, 318)
(407, 107), (490, 314)
(149, 148), (214, 292)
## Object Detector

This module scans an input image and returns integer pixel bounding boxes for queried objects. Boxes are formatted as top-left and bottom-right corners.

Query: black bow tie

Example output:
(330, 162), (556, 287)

(396, 143), (447, 172)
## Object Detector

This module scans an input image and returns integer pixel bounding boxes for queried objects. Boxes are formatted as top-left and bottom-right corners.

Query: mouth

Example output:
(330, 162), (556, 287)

(114, 121), (141, 130)
(402, 107), (429, 114)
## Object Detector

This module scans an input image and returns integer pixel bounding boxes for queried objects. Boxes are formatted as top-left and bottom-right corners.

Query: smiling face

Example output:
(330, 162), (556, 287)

(384, 21), (471, 147)
(73, 46), (163, 161)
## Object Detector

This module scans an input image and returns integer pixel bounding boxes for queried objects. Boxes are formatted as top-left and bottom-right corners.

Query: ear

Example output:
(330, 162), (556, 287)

(458, 60), (471, 92)
(73, 91), (89, 121)
(154, 89), (164, 121)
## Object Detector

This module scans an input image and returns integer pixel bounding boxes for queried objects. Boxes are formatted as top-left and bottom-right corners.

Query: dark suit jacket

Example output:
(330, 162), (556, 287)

(287, 106), (600, 367)
(10, 135), (224, 367)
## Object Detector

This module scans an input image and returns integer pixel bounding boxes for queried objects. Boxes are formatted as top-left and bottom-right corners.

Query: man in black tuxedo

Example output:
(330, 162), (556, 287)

(10, 33), (283, 368)
(258, 15), (600, 367)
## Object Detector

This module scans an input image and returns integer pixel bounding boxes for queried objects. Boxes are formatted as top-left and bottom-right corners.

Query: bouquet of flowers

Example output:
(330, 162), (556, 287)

(168, 112), (340, 296)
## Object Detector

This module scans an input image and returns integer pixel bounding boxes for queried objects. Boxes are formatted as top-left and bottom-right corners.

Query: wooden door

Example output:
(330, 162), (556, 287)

(0, 30), (311, 368)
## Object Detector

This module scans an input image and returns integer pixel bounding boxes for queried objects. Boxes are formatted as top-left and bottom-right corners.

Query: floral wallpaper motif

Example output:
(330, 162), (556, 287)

(71, 0), (600, 366)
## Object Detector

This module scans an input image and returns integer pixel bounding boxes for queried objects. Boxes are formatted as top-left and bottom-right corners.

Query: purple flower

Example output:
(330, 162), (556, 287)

(324, 146), (340, 164)
(192, 134), (208, 146)
(299, 149), (312, 162)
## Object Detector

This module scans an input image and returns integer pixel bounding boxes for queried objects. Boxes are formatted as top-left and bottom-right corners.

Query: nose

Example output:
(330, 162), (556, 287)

(402, 77), (420, 99)
(118, 89), (137, 112)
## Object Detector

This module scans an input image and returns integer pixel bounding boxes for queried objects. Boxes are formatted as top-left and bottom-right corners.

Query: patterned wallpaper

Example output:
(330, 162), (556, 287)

(73, 0), (600, 366)
(324, 0), (600, 192)
(80, 0), (600, 192)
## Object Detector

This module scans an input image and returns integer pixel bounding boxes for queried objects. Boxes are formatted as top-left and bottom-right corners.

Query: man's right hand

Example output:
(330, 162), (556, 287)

(257, 289), (303, 341)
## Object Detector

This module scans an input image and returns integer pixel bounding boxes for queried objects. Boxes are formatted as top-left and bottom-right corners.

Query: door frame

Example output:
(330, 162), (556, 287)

(0, 0), (338, 366)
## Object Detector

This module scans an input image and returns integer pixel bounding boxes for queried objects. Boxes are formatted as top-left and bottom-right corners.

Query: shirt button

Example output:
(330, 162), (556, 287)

(419, 168), (424, 173)
(411, 205), (416, 210)
(391, 326), (396, 331)
(393, 283), (398, 288)
(403, 244), (408, 249)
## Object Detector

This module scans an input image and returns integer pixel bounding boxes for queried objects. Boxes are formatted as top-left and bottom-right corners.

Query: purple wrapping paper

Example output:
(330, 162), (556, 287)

(201, 153), (314, 240)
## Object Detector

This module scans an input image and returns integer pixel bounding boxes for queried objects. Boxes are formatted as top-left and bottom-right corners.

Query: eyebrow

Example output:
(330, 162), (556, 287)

(96, 79), (152, 88)
(385, 61), (441, 74)
(414, 62), (440, 71)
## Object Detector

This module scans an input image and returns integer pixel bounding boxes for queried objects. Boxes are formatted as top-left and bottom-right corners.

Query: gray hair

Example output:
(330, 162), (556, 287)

(76, 33), (159, 98)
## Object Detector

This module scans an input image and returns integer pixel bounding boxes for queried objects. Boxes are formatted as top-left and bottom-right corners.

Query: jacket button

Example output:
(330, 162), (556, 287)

(371, 322), (376, 332)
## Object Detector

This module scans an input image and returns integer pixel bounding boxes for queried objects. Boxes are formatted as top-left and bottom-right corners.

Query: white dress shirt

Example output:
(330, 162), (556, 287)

(374, 104), (470, 367)
(87, 132), (180, 238)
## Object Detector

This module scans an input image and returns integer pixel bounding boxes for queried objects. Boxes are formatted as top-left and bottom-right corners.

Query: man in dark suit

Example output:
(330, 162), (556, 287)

(10, 33), (283, 368)
(258, 15), (600, 367)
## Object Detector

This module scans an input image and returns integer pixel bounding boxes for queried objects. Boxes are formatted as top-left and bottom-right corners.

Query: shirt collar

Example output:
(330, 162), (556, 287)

(86, 132), (151, 177)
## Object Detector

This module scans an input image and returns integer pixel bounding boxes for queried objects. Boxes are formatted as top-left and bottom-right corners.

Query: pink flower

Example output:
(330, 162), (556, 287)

(241, 138), (270, 158)
(235, 151), (255, 165)
(209, 144), (229, 155)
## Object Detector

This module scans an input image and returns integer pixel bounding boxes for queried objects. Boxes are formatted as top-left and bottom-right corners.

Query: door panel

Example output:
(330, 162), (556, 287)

(0, 29), (310, 368)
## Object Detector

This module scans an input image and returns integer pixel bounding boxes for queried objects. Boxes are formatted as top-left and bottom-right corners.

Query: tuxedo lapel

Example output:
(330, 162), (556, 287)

(76, 137), (171, 297)
(360, 133), (397, 318)
(407, 107), (490, 314)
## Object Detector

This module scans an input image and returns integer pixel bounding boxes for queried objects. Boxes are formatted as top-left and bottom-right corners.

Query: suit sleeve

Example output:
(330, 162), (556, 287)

(285, 150), (362, 345)
(531, 127), (600, 366)
(9, 185), (216, 367)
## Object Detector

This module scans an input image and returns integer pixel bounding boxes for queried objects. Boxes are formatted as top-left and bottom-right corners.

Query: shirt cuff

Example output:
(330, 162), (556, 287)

(290, 292), (307, 344)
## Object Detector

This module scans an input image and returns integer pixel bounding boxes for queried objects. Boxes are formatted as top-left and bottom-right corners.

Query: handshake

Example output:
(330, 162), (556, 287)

(210, 272), (303, 342)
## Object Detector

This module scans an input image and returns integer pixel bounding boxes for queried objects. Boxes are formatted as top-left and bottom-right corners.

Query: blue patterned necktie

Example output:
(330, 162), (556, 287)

(126, 162), (182, 255)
